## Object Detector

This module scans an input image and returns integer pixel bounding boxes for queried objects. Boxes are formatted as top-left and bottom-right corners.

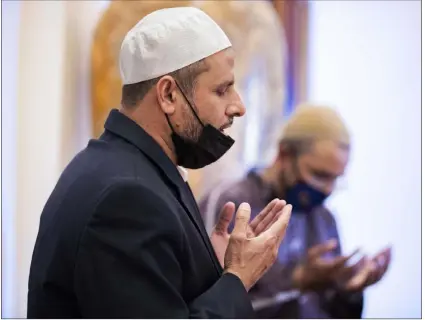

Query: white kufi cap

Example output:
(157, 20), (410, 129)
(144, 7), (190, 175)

(119, 7), (232, 85)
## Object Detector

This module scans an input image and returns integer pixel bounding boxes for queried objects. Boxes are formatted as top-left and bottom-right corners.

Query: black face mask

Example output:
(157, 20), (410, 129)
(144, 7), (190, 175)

(166, 81), (235, 169)
(284, 158), (329, 213)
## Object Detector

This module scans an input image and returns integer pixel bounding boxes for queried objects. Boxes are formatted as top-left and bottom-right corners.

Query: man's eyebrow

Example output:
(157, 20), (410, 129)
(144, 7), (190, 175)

(215, 79), (234, 89)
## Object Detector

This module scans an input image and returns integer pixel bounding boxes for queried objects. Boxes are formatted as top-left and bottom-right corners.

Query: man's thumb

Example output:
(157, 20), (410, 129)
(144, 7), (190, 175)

(232, 202), (251, 236)
(214, 202), (235, 234)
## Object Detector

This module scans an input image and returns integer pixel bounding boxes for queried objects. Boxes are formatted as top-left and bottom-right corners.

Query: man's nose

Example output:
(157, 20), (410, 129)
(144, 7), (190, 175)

(322, 181), (336, 195)
(226, 99), (246, 118)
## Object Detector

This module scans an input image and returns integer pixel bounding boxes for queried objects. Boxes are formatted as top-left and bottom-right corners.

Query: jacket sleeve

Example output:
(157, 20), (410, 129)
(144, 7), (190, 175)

(320, 212), (364, 319)
(74, 181), (253, 319)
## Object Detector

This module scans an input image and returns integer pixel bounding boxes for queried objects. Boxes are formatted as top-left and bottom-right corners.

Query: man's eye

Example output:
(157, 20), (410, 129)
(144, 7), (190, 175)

(215, 83), (233, 97)
(216, 89), (226, 97)
(312, 170), (333, 180)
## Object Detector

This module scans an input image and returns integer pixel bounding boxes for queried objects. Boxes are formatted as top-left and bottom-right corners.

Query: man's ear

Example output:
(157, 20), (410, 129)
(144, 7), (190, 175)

(278, 141), (291, 159)
(156, 75), (177, 115)
(277, 141), (298, 169)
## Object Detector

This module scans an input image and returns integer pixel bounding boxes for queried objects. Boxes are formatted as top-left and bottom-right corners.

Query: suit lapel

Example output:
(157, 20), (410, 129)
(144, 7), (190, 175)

(179, 182), (223, 273)
(104, 109), (223, 274)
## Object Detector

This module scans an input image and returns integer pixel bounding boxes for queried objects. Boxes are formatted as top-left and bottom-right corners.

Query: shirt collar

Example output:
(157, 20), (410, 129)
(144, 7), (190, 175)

(177, 166), (188, 182)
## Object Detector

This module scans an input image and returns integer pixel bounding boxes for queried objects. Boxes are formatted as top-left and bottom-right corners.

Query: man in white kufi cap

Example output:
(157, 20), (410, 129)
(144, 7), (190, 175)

(28, 7), (292, 318)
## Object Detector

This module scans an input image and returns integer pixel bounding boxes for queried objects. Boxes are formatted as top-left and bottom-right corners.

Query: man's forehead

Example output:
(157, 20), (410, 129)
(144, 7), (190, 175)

(204, 48), (235, 70)
(312, 139), (348, 154)
(303, 140), (350, 172)
(200, 48), (235, 85)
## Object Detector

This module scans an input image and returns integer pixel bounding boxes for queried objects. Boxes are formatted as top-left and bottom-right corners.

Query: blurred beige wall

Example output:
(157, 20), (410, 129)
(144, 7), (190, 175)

(12, 1), (108, 316)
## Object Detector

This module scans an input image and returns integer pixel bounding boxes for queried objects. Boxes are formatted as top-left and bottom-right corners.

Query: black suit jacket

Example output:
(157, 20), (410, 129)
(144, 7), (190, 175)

(27, 109), (253, 319)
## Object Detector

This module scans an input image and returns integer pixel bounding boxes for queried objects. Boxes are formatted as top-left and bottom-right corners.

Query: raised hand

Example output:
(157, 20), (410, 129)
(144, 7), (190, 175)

(292, 239), (359, 291)
(223, 202), (292, 291)
(343, 246), (392, 292)
(210, 199), (286, 267)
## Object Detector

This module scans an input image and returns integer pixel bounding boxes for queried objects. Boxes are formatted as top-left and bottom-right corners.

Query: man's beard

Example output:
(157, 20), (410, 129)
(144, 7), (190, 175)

(180, 106), (203, 143)
(278, 169), (292, 198)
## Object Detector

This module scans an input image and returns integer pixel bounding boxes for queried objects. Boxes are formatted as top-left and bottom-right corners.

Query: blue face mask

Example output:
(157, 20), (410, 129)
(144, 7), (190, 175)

(284, 156), (330, 213)
(285, 181), (328, 213)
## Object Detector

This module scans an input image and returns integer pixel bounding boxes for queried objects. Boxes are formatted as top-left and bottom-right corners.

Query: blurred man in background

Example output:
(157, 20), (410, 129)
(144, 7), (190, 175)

(199, 104), (392, 318)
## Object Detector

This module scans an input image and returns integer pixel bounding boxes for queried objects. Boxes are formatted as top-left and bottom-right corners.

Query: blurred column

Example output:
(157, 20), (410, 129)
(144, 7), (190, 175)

(13, 0), (108, 317)
(62, 0), (110, 160)
(15, 0), (111, 316)
(15, 1), (68, 316)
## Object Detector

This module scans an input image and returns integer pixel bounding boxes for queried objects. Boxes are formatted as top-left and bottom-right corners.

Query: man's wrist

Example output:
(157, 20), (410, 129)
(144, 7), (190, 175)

(292, 265), (308, 291)
(223, 268), (249, 291)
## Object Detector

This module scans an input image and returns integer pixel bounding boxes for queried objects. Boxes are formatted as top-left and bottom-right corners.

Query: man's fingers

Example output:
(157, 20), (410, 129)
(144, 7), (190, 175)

(249, 199), (279, 231)
(261, 204), (292, 243)
(375, 246), (392, 258)
(366, 262), (382, 286)
(308, 239), (338, 259)
(259, 203), (285, 234)
(345, 269), (369, 291)
(321, 255), (350, 271)
(373, 247), (392, 269)
(214, 202), (235, 235)
(232, 202), (251, 237)
(351, 255), (368, 273)
(335, 255), (366, 280)
(251, 200), (286, 235)
(336, 264), (356, 281)
(332, 248), (361, 268)
(370, 248), (391, 283)
(380, 249), (392, 274)
(345, 259), (372, 291)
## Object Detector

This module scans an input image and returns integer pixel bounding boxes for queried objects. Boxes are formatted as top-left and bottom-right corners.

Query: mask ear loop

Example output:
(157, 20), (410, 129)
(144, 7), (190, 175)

(174, 80), (205, 127)
(165, 113), (176, 134)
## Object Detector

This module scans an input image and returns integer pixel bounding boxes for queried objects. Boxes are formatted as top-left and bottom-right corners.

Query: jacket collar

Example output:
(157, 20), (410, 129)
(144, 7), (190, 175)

(104, 109), (185, 186)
